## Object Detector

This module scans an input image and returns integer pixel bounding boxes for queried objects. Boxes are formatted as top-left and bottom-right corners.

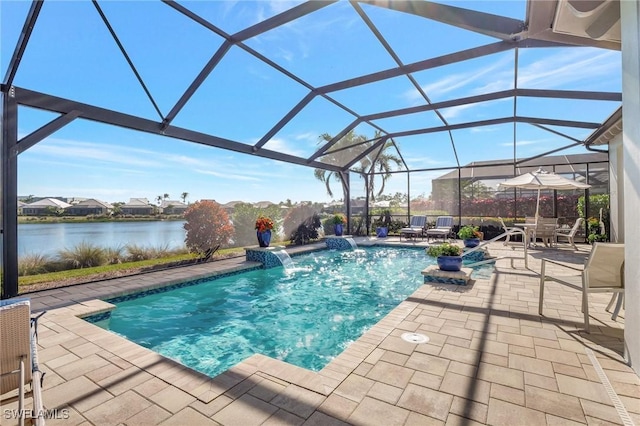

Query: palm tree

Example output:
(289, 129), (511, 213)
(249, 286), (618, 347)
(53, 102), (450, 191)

(156, 195), (162, 206)
(313, 130), (402, 201)
(181, 192), (189, 204)
(163, 193), (169, 201)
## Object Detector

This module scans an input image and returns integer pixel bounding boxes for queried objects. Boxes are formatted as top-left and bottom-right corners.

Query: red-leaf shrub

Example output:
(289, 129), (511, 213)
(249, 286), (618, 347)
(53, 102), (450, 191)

(183, 201), (234, 253)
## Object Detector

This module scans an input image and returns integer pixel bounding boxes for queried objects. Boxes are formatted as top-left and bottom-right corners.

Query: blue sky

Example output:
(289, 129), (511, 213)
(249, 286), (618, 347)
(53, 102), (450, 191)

(1, 1), (622, 204)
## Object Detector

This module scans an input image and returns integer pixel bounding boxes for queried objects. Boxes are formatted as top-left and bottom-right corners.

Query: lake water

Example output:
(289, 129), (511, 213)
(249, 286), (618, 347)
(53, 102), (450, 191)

(18, 221), (187, 257)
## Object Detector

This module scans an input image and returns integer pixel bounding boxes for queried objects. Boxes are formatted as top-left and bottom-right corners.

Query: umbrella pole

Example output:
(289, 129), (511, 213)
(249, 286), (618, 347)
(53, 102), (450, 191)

(535, 188), (541, 221)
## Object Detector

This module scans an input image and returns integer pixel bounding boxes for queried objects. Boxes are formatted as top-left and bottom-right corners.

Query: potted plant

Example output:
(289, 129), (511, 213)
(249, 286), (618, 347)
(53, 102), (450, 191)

(426, 242), (463, 271)
(586, 217), (607, 244)
(331, 213), (347, 236)
(458, 225), (481, 248)
(374, 210), (392, 238)
(255, 216), (274, 247)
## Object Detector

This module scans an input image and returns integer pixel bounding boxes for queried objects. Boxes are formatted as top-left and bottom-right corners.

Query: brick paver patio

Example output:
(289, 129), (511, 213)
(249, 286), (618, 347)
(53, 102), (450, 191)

(1, 239), (638, 425)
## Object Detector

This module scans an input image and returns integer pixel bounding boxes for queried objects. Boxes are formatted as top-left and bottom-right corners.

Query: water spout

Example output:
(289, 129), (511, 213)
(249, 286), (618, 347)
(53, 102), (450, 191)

(272, 249), (294, 270)
(345, 237), (358, 249)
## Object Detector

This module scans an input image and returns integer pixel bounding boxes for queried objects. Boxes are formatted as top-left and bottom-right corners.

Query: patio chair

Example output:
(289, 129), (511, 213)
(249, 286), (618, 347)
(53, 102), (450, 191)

(399, 215), (427, 241)
(535, 217), (558, 247)
(555, 218), (584, 249)
(498, 217), (518, 245)
(538, 242), (625, 333)
(426, 216), (454, 242)
(0, 299), (45, 426)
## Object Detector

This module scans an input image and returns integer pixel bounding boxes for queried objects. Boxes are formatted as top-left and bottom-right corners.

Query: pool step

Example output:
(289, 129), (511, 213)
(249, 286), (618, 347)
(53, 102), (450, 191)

(421, 265), (472, 286)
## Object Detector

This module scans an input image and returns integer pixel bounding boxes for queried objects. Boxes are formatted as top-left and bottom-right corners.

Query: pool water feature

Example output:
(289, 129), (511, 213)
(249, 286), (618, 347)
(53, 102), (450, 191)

(89, 247), (492, 379)
(345, 237), (358, 249)
(272, 249), (294, 269)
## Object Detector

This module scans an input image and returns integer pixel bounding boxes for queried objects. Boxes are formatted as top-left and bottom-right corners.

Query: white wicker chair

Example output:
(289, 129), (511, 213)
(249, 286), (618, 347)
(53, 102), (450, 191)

(0, 299), (45, 426)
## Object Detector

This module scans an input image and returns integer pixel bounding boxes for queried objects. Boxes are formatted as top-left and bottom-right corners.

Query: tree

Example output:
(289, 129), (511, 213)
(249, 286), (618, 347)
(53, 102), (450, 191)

(461, 180), (493, 200)
(183, 201), (234, 253)
(313, 130), (402, 201)
(181, 192), (189, 204)
(156, 195), (162, 206)
(163, 193), (169, 201)
(111, 202), (123, 217)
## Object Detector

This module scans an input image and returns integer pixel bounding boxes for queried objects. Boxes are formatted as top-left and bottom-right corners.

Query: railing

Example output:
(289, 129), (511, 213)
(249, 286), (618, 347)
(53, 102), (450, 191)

(462, 228), (529, 269)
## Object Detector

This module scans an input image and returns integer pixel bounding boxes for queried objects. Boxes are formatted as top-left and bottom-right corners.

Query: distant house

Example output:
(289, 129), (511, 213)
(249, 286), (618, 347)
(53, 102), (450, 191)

(66, 197), (88, 205)
(17, 201), (26, 215)
(160, 200), (188, 215)
(22, 198), (72, 215)
(121, 198), (154, 215)
(66, 199), (113, 216)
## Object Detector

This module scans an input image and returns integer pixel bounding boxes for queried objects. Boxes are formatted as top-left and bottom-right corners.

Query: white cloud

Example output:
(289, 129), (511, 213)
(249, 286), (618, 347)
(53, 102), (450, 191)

(21, 157), (148, 175)
(29, 139), (162, 168)
(268, 0), (304, 15)
(404, 155), (447, 167)
(404, 55), (514, 103)
(440, 103), (477, 120)
(264, 137), (306, 157)
(517, 49), (619, 89)
(500, 139), (551, 147)
(194, 169), (261, 182)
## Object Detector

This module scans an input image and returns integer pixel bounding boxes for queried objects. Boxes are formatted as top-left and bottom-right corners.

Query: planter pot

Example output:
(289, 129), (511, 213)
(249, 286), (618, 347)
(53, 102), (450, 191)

(257, 229), (271, 247)
(376, 227), (388, 238)
(437, 255), (462, 272)
(334, 224), (344, 236)
(463, 238), (480, 248)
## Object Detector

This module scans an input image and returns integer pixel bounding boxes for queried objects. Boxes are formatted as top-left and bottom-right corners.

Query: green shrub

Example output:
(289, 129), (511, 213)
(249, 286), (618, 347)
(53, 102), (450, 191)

(457, 225), (479, 239)
(18, 253), (51, 276)
(426, 243), (462, 257)
(57, 242), (107, 268)
(577, 194), (609, 218)
(330, 213), (347, 225)
(104, 246), (125, 264)
(125, 244), (154, 262)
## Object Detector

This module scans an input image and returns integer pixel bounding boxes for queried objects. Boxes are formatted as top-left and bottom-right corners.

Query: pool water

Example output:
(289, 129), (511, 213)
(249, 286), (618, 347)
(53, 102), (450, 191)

(91, 247), (492, 378)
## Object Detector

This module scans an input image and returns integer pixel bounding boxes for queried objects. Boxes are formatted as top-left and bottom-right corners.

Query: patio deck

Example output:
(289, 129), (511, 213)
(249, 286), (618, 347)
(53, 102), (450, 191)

(1, 240), (638, 425)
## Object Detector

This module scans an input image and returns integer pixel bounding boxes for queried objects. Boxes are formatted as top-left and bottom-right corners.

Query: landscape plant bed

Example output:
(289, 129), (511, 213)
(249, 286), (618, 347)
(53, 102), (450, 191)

(17, 248), (245, 294)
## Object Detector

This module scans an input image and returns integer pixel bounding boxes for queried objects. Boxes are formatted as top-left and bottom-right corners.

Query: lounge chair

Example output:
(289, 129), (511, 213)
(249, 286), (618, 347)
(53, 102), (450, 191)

(0, 299), (45, 426)
(539, 242), (625, 332)
(399, 216), (427, 241)
(555, 218), (584, 249)
(426, 216), (454, 242)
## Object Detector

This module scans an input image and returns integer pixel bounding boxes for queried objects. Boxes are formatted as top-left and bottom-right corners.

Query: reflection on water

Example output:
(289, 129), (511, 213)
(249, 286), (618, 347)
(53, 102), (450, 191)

(18, 221), (186, 256)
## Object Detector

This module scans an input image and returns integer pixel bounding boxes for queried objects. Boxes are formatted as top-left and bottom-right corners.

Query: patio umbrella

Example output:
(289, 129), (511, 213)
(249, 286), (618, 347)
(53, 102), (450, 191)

(498, 168), (591, 220)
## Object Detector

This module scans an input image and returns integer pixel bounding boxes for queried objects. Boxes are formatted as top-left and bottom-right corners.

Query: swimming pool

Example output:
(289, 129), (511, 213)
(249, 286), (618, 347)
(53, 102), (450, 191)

(89, 246), (492, 378)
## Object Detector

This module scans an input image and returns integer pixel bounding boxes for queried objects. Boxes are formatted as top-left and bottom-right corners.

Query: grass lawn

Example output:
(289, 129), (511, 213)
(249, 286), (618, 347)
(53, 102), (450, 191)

(18, 247), (246, 289)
